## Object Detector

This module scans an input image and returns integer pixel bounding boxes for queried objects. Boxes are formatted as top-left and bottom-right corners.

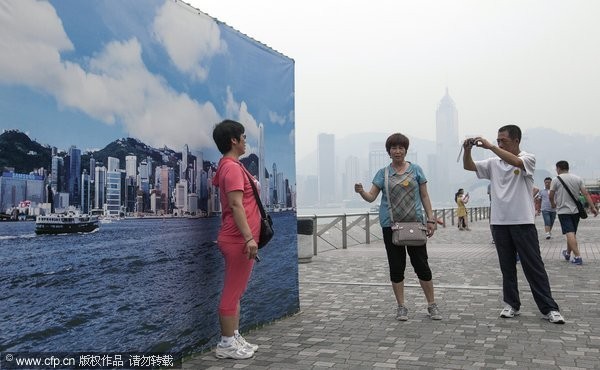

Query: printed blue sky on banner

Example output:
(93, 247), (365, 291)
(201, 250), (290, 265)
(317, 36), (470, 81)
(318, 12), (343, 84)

(0, 0), (295, 180)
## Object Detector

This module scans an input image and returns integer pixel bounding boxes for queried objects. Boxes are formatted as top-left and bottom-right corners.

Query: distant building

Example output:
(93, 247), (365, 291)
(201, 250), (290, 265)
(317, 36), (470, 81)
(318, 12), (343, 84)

(0, 172), (45, 213)
(317, 133), (335, 204)
(81, 170), (91, 214)
(94, 166), (106, 211)
(105, 157), (121, 217)
(66, 146), (81, 207)
(433, 88), (460, 202)
(126, 155), (137, 182)
(368, 142), (387, 180)
(258, 123), (268, 204)
(344, 156), (360, 200)
(51, 156), (64, 193)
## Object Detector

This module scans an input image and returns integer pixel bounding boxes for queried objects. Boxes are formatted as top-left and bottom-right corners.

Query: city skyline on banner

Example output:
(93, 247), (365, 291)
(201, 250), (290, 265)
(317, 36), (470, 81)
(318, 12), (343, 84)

(0, 128), (294, 217)
(0, 0), (295, 183)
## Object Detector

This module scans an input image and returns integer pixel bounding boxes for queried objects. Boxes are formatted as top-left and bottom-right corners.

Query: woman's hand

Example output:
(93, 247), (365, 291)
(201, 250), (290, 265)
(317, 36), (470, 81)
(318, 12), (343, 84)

(426, 222), (435, 237)
(244, 239), (259, 260)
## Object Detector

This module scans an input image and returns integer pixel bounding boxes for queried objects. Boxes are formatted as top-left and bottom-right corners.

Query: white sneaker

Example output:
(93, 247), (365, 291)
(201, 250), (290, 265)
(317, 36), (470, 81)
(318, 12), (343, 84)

(542, 310), (565, 324)
(500, 305), (520, 318)
(235, 333), (259, 352)
(545, 232), (551, 240)
(215, 339), (254, 359)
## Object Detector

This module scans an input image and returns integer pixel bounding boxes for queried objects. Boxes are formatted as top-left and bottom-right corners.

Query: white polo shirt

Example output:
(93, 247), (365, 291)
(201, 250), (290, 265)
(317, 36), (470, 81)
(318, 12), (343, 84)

(475, 151), (536, 225)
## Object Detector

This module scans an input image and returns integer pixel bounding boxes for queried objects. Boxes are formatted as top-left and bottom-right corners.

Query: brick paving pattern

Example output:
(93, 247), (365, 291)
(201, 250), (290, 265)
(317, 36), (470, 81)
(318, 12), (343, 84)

(185, 215), (600, 369)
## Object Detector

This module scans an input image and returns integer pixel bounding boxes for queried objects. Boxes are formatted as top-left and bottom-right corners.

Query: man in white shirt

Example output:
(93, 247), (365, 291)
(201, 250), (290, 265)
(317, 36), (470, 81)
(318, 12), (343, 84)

(549, 160), (598, 265)
(462, 124), (564, 324)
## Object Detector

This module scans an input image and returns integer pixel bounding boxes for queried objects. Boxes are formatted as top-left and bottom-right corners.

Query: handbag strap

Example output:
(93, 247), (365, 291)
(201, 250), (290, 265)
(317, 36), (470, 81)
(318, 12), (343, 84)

(556, 175), (579, 204)
(384, 166), (395, 223)
(241, 165), (268, 219)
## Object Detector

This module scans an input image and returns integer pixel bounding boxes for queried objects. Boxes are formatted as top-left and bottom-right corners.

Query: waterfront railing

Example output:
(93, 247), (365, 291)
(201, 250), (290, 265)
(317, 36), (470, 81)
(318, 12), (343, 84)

(297, 206), (490, 258)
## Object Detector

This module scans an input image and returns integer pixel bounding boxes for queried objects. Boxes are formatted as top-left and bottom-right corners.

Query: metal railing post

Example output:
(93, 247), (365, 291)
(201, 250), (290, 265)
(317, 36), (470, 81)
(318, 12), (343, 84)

(312, 216), (318, 256)
(366, 214), (371, 244)
(342, 214), (347, 249)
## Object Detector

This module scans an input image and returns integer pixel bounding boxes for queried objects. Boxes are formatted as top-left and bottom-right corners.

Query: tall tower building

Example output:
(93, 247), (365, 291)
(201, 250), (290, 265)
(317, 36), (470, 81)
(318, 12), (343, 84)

(181, 144), (189, 182)
(125, 155), (137, 181)
(107, 157), (120, 173)
(81, 170), (91, 214)
(67, 146), (81, 208)
(94, 166), (106, 210)
(159, 165), (171, 213)
(105, 157), (121, 217)
(369, 142), (387, 181)
(258, 123), (267, 204)
(434, 88), (460, 200)
(317, 133), (335, 205)
(89, 156), (96, 182)
(51, 156), (64, 193)
(344, 156), (360, 200)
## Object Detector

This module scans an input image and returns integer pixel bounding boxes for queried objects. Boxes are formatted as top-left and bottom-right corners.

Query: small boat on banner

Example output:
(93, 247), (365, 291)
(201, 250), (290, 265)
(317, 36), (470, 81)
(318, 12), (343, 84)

(35, 211), (99, 235)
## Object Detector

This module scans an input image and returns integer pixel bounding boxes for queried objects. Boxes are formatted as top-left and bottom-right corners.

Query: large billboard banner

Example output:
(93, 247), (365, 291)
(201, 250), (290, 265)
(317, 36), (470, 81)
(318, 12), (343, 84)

(0, 0), (297, 360)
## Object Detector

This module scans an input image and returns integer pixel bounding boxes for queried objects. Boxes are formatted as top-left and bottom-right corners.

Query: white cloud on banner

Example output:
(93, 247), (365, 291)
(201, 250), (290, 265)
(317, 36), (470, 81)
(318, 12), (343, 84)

(153, 1), (226, 81)
(0, 0), (221, 151)
(224, 86), (262, 146)
(269, 111), (286, 126)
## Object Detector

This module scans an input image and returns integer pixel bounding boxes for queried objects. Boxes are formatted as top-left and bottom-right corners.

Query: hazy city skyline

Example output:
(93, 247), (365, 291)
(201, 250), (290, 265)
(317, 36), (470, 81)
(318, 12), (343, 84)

(189, 0), (600, 160)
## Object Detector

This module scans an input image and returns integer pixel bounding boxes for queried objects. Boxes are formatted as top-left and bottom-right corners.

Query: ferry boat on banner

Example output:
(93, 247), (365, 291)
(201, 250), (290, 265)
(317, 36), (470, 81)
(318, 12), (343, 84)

(35, 211), (99, 235)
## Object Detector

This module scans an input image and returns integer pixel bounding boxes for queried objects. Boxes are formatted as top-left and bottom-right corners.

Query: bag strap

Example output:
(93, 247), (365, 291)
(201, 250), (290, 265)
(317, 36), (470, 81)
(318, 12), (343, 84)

(556, 175), (579, 204)
(241, 165), (268, 219)
(384, 166), (395, 223)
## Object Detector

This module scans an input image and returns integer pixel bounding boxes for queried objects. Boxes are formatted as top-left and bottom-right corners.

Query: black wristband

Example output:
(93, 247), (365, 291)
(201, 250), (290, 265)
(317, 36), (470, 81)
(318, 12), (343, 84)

(427, 220), (435, 224)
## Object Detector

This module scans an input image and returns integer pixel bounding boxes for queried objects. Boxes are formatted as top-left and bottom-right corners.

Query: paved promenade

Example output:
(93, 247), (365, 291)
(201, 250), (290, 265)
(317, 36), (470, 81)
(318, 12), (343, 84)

(185, 215), (600, 369)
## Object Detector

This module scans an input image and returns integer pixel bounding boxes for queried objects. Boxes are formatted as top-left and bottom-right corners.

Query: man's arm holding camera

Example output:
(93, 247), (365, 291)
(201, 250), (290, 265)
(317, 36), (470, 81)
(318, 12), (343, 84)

(464, 136), (525, 170)
(462, 139), (477, 171)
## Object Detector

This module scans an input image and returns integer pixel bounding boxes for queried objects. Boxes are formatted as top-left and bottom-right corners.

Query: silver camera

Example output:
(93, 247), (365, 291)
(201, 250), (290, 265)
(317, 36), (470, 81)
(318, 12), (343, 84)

(467, 138), (482, 146)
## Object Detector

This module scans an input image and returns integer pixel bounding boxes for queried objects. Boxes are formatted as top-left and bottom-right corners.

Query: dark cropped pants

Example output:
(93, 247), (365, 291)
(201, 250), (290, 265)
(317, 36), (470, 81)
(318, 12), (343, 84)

(382, 227), (432, 283)
(492, 224), (559, 315)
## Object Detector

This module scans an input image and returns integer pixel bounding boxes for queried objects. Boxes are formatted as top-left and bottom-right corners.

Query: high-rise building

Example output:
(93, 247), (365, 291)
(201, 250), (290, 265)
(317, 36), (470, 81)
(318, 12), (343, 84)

(107, 157), (119, 173)
(317, 133), (335, 204)
(89, 156), (96, 182)
(51, 156), (64, 193)
(125, 155), (137, 181)
(105, 157), (121, 217)
(67, 146), (81, 208)
(181, 144), (189, 183)
(258, 123), (267, 204)
(81, 170), (91, 214)
(175, 179), (188, 212)
(344, 156), (360, 200)
(434, 88), (460, 201)
(94, 166), (106, 210)
(159, 165), (171, 212)
(0, 172), (45, 212)
(368, 142), (387, 181)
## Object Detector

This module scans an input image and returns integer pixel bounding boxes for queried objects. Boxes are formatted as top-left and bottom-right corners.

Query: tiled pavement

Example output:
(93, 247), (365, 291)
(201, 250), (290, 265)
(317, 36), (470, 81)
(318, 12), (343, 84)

(185, 215), (600, 369)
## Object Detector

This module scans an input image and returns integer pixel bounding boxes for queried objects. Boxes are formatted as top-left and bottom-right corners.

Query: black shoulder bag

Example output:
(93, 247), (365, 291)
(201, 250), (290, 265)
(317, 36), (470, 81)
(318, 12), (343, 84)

(243, 170), (274, 248)
(557, 175), (588, 219)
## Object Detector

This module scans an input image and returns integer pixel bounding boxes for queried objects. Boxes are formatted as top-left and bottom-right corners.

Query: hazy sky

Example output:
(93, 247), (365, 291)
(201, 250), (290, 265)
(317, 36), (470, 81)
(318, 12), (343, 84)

(188, 0), (600, 159)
